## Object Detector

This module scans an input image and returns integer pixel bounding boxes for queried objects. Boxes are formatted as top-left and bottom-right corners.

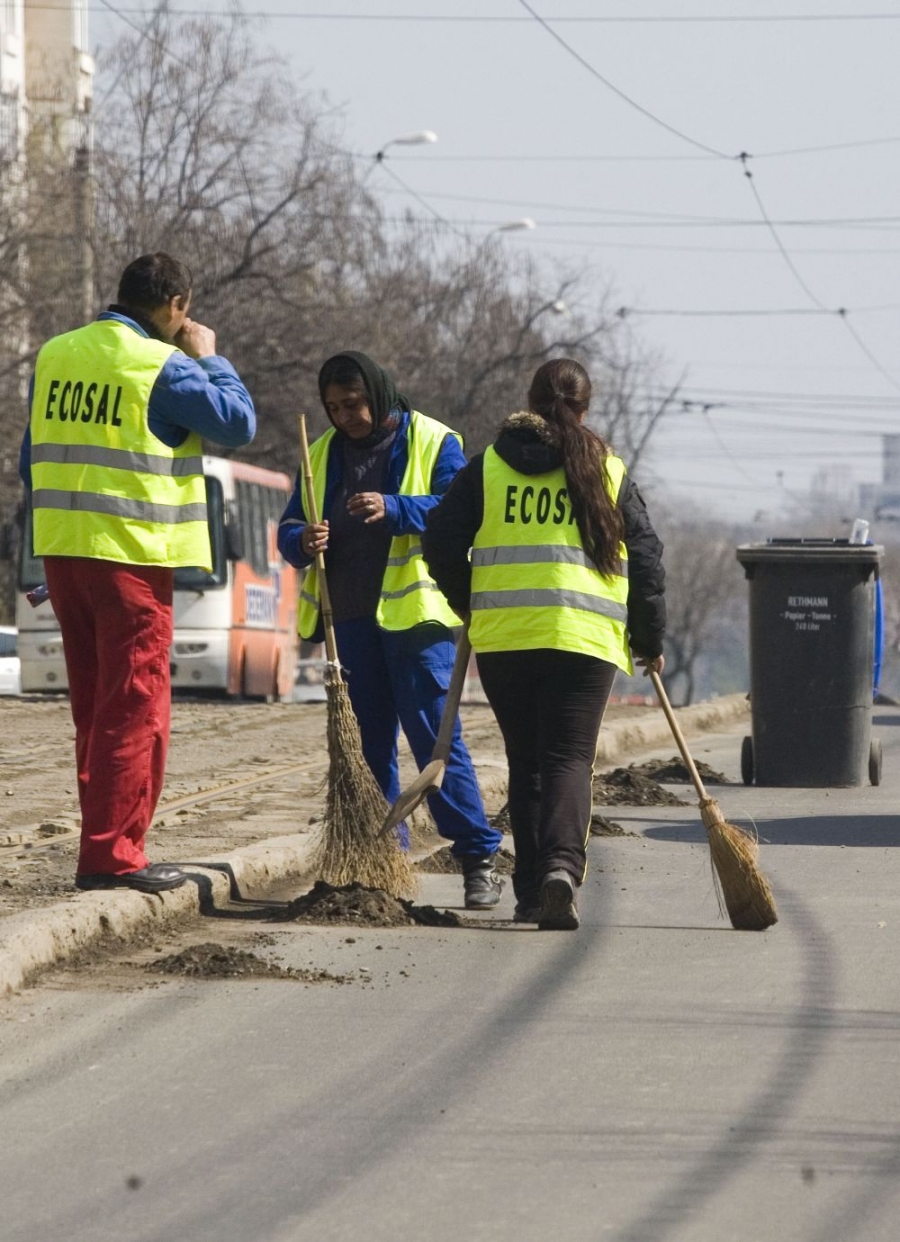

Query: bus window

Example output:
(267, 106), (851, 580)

(173, 477), (228, 591)
(236, 480), (270, 578)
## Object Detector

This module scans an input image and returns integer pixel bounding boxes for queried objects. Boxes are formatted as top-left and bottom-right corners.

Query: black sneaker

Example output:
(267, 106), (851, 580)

(461, 855), (504, 909)
(538, 870), (579, 930)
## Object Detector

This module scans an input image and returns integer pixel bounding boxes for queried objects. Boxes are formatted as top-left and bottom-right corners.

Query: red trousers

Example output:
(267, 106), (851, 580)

(45, 556), (174, 876)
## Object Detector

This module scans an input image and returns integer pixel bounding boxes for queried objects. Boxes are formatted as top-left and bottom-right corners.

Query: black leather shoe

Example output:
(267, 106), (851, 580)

(461, 855), (504, 909)
(75, 864), (188, 894)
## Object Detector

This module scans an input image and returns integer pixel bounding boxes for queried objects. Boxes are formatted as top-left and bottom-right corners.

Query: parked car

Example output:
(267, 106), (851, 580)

(0, 626), (21, 696)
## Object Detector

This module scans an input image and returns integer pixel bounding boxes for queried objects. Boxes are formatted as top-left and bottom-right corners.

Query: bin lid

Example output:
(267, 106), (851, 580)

(736, 539), (883, 565)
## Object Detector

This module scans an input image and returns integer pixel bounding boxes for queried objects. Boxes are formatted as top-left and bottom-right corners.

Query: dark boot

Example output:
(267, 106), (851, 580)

(538, 869), (579, 930)
(462, 855), (504, 910)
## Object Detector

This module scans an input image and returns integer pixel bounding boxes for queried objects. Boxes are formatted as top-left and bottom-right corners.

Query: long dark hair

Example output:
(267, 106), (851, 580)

(528, 359), (624, 576)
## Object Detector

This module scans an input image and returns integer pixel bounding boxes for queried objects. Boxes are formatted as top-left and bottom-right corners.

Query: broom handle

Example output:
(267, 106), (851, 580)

(298, 414), (338, 667)
(648, 669), (710, 804)
(434, 625), (471, 761)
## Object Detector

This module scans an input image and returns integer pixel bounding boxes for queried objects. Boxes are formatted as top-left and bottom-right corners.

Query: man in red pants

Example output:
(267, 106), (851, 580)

(19, 253), (255, 892)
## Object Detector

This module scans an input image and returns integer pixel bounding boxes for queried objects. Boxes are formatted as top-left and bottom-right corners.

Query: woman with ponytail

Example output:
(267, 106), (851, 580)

(422, 359), (665, 930)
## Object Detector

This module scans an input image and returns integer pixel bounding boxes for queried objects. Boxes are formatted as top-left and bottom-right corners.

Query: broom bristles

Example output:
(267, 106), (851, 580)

(699, 796), (778, 932)
(314, 675), (417, 899)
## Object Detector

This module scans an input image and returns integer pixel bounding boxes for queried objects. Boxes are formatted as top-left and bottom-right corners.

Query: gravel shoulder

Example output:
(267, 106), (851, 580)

(0, 693), (727, 922)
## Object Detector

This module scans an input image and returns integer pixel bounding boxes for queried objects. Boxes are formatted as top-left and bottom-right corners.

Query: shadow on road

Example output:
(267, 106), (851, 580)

(644, 814), (899, 849)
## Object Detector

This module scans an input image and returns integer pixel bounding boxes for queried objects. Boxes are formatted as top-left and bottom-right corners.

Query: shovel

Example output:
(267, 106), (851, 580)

(378, 625), (472, 838)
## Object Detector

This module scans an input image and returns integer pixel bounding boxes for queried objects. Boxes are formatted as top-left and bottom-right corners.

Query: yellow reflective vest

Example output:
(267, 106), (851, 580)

(469, 448), (633, 673)
(30, 319), (211, 570)
(298, 410), (462, 637)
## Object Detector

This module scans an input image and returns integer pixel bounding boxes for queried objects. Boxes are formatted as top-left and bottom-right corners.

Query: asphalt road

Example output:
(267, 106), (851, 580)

(1, 712), (898, 1242)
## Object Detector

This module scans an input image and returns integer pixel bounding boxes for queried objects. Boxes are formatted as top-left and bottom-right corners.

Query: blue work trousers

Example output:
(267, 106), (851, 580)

(334, 617), (501, 858)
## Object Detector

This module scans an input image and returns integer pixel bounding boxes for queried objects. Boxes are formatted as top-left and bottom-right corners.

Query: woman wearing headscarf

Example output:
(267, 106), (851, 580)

(422, 358), (665, 930)
(278, 351), (503, 907)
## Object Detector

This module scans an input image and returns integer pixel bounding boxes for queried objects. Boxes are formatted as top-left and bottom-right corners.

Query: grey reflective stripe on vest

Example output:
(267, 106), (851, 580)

(471, 543), (628, 578)
(381, 579), (444, 602)
(470, 587), (628, 623)
(386, 542), (422, 569)
(32, 489), (207, 524)
(30, 443), (204, 477)
(300, 587), (318, 607)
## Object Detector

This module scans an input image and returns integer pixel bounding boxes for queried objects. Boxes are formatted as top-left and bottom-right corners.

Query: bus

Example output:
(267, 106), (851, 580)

(15, 456), (298, 700)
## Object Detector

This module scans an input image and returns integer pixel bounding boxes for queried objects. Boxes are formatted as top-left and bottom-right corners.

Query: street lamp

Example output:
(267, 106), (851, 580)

(374, 130), (438, 164)
(492, 217), (537, 233)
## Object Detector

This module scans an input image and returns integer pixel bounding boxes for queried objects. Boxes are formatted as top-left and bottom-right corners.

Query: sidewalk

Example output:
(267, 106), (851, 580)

(0, 693), (749, 995)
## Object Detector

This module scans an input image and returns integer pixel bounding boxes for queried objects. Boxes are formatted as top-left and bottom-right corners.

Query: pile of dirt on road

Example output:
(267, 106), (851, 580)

(276, 881), (461, 928)
(630, 756), (732, 785)
(416, 845), (516, 875)
(595, 766), (689, 807)
(589, 813), (637, 837)
(146, 942), (348, 982)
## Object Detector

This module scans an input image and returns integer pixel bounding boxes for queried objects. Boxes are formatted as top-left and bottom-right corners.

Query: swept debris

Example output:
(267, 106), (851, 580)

(276, 881), (461, 928)
(147, 942), (348, 983)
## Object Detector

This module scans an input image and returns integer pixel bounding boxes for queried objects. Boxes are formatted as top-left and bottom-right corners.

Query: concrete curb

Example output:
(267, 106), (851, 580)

(0, 833), (319, 997)
(596, 692), (750, 764)
(0, 693), (749, 996)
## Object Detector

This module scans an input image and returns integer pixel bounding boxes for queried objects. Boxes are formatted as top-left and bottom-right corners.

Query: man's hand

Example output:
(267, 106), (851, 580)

(175, 318), (217, 359)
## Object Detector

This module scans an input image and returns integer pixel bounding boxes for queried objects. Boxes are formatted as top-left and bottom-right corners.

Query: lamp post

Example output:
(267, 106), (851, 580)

(490, 217), (537, 234)
(373, 129), (438, 164)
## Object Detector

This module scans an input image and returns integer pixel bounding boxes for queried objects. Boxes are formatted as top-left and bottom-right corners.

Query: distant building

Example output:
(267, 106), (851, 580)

(1, 0), (93, 325)
(859, 435), (900, 521)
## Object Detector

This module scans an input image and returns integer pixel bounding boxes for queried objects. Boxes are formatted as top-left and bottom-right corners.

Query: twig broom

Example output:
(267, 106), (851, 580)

(649, 670), (778, 931)
(298, 415), (416, 898)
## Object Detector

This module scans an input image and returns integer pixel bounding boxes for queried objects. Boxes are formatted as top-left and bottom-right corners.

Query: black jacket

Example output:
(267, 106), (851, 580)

(422, 411), (666, 660)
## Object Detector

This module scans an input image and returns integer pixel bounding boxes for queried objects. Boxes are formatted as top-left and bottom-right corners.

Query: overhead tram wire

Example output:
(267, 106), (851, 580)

(375, 164), (467, 241)
(515, 0), (733, 162)
(513, 0), (900, 403)
(646, 383), (900, 409)
(95, 0), (900, 408)
(71, 7), (900, 23)
(387, 134), (900, 163)
(738, 155), (900, 396)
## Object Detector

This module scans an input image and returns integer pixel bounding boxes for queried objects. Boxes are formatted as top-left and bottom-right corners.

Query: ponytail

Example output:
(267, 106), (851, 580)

(527, 360), (624, 577)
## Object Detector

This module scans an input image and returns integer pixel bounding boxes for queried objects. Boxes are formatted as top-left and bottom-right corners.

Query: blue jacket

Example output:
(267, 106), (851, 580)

(19, 310), (256, 487)
(278, 410), (467, 570)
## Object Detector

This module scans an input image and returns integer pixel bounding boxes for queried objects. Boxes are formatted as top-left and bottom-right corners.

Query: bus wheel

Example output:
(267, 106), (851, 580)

(265, 658), (279, 706)
(237, 654), (250, 702)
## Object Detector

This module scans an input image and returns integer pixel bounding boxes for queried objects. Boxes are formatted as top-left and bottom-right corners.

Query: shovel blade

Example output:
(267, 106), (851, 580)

(379, 759), (447, 838)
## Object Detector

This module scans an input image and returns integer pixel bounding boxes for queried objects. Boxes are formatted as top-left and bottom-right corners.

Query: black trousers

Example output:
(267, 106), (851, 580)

(477, 648), (618, 902)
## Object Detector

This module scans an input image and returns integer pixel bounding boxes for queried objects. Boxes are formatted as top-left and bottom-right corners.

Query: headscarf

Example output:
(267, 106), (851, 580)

(317, 350), (411, 446)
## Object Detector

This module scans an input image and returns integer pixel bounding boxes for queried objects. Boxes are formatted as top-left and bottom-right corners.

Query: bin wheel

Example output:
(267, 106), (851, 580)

(741, 736), (754, 786)
(869, 738), (883, 787)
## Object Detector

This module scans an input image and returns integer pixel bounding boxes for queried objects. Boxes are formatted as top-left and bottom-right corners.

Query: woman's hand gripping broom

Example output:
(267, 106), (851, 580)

(648, 670), (777, 931)
(298, 414), (416, 898)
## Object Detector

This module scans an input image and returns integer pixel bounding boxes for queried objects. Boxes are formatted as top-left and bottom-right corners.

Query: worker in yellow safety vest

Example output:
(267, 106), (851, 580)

(278, 351), (503, 909)
(423, 358), (666, 930)
(19, 252), (256, 893)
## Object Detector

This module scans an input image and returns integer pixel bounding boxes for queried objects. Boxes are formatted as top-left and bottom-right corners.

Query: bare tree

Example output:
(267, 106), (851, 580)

(657, 507), (748, 705)
(0, 3), (680, 621)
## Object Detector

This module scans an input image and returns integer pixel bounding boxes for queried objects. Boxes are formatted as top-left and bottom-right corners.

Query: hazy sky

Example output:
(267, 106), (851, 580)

(91, 0), (900, 525)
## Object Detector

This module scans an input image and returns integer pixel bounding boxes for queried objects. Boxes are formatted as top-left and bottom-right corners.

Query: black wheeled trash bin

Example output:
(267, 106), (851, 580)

(735, 539), (883, 787)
